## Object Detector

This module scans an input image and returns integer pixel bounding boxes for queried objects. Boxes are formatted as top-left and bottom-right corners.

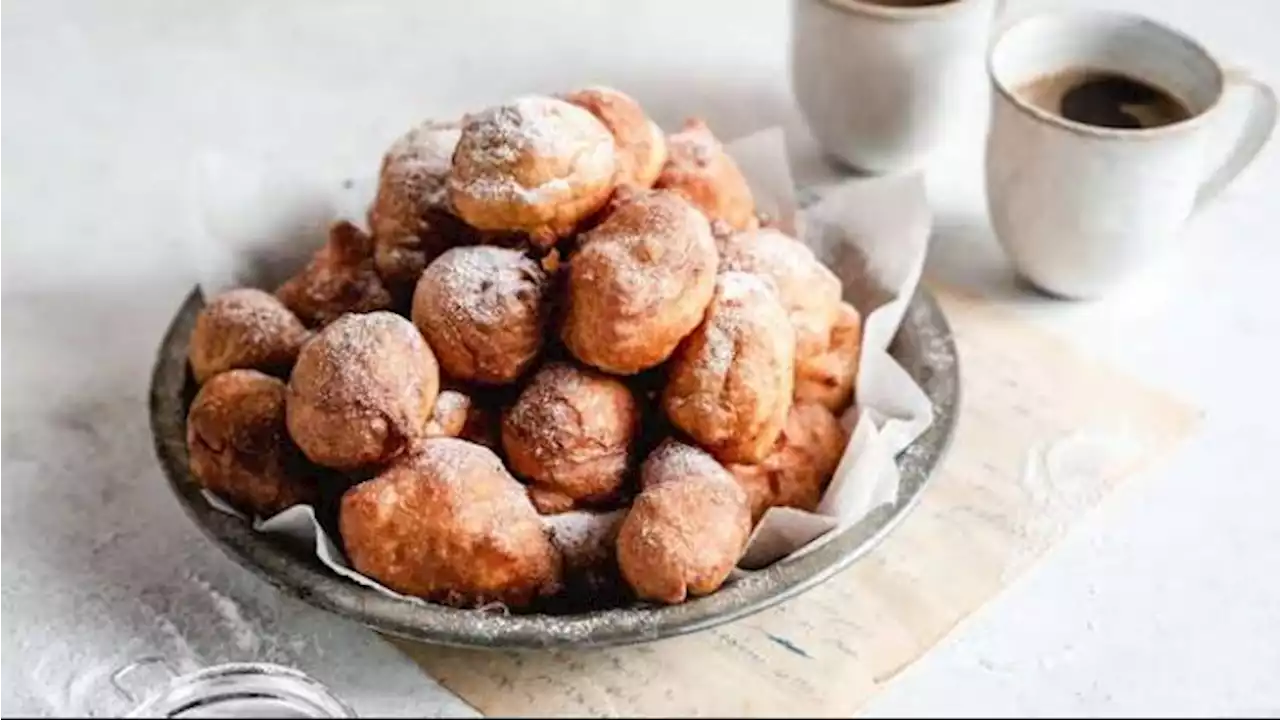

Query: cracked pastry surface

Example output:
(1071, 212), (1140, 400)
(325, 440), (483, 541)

(561, 86), (667, 191)
(656, 117), (757, 231)
(502, 362), (639, 512)
(449, 96), (618, 249)
(717, 227), (843, 363)
(285, 311), (439, 470)
(339, 437), (561, 607)
(616, 440), (751, 604)
(662, 271), (795, 464)
(562, 190), (718, 375)
(411, 245), (550, 385)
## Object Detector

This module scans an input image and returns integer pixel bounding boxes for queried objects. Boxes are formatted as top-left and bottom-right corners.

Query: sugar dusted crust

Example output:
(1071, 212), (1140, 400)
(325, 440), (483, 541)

(285, 312), (439, 470)
(562, 191), (718, 375)
(339, 437), (562, 607)
(449, 96), (618, 248)
(662, 272), (795, 464)
(617, 440), (750, 604)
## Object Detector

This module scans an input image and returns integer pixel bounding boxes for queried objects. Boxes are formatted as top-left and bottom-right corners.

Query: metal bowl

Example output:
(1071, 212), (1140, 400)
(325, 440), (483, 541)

(150, 286), (958, 649)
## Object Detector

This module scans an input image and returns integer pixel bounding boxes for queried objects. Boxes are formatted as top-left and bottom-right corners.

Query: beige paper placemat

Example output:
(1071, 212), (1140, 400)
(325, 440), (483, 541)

(392, 285), (1200, 717)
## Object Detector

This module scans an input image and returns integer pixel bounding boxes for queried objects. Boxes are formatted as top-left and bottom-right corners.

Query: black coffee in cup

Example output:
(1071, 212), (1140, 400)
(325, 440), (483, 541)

(1017, 69), (1193, 129)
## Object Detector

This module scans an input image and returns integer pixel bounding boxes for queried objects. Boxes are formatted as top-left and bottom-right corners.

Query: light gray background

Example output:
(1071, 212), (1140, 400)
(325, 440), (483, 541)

(3, 0), (1278, 716)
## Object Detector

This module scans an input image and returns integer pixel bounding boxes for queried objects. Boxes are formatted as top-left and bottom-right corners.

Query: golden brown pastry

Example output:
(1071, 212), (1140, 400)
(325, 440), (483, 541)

(369, 120), (477, 305)
(616, 440), (751, 604)
(655, 118), (757, 231)
(411, 246), (550, 385)
(727, 402), (848, 523)
(561, 86), (667, 190)
(562, 190), (718, 375)
(286, 311), (439, 470)
(662, 272), (795, 464)
(449, 96), (618, 249)
(423, 389), (472, 438)
(718, 227), (843, 362)
(186, 370), (316, 517)
(794, 301), (863, 413)
(502, 362), (640, 511)
(276, 220), (395, 328)
(188, 288), (310, 384)
(339, 437), (562, 607)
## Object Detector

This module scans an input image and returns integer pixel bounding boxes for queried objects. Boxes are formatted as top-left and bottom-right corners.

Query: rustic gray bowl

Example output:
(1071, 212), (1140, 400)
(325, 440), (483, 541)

(150, 286), (958, 650)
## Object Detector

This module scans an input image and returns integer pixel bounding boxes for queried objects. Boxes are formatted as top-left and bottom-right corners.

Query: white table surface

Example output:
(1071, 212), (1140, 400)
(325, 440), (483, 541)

(3, 0), (1278, 716)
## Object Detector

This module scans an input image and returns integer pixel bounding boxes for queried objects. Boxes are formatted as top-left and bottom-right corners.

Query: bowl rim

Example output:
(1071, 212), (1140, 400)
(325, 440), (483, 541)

(151, 284), (959, 649)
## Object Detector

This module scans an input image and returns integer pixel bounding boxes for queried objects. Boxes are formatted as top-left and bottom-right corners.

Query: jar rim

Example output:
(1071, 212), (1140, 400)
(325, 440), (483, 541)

(125, 662), (355, 719)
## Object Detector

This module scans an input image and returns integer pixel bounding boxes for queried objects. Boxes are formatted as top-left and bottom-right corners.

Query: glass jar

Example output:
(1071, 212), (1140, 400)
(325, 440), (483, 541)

(111, 658), (356, 718)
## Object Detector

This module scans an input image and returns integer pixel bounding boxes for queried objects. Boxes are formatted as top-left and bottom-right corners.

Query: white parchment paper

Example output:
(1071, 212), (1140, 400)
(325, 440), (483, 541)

(187, 126), (934, 599)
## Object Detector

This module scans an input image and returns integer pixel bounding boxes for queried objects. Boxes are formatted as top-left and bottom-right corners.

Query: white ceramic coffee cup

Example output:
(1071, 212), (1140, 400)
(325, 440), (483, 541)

(986, 10), (1277, 299)
(791, 0), (1001, 174)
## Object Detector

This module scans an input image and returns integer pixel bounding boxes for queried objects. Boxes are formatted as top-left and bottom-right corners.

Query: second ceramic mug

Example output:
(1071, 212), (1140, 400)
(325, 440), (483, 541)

(791, 0), (1001, 174)
(986, 10), (1277, 298)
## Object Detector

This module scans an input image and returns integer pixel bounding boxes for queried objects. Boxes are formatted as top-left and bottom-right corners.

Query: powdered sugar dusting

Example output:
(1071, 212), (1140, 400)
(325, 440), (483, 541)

(543, 508), (626, 567)
(382, 120), (461, 210)
(695, 272), (772, 378)
(419, 436), (499, 476)
(641, 440), (730, 489)
(577, 192), (709, 311)
(205, 288), (303, 346)
(304, 311), (429, 407)
(669, 119), (720, 167)
(426, 246), (545, 328)
(451, 96), (616, 205)
(721, 228), (817, 280)
(505, 363), (603, 463)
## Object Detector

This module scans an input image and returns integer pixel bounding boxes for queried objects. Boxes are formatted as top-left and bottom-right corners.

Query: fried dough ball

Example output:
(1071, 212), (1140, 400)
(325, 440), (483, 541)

(186, 370), (316, 517)
(655, 118), (757, 231)
(424, 389), (472, 438)
(188, 288), (310, 384)
(662, 272), (795, 464)
(411, 246), (550, 385)
(286, 312), (439, 470)
(617, 441), (751, 604)
(561, 86), (667, 190)
(339, 437), (562, 607)
(718, 227), (843, 361)
(794, 301), (863, 413)
(275, 220), (395, 328)
(502, 363), (640, 511)
(369, 119), (477, 305)
(449, 96), (617, 249)
(727, 402), (848, 523)
(562, 191), (718, 375)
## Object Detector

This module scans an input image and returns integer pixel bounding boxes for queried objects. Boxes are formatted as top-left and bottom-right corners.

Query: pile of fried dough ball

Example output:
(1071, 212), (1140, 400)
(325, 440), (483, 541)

(184, 87), (863, 610)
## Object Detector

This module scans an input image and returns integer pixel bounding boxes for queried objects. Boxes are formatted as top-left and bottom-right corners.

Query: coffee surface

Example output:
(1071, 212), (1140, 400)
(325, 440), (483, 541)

(1017, 69), (1193, 129)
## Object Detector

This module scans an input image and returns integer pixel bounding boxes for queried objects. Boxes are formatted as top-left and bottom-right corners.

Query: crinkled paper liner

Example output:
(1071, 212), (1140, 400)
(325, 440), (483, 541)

(189, 126), (934, 605)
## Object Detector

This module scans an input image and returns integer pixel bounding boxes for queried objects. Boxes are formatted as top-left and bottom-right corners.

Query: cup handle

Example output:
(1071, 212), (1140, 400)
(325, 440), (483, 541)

(1195, 69), (1278, 211)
